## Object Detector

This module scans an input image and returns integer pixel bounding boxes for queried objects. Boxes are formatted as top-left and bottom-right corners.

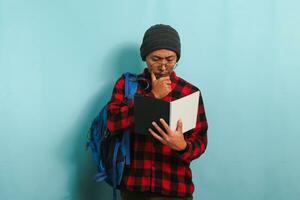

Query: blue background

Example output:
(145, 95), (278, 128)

(1, 0), (300, 199)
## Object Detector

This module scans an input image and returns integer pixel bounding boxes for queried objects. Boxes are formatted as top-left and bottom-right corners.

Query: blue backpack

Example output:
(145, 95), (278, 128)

(86, 72), (138, 200)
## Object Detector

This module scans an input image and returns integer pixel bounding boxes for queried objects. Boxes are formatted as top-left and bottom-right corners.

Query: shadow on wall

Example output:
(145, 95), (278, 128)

(67, 43), (143, 200)
(102, 42), (145, 79)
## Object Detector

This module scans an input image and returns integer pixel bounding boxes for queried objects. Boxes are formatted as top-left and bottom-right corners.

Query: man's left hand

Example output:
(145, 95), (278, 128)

(149, 118), (187, 151)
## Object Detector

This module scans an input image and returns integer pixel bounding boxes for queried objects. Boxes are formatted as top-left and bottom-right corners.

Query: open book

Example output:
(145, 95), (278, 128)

(134, 91), (199, 134)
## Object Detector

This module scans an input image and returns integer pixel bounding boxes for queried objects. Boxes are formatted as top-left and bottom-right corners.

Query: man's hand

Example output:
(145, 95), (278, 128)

(150, 72), (172, 99)
(148, 118), (187, 151)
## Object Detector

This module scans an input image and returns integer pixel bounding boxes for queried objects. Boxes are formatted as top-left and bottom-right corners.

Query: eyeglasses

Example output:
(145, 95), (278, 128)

(150, 56), (177, 67)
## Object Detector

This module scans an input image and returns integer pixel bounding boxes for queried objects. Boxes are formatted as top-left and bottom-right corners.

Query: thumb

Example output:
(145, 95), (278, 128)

(176, 119), (183, 133)
(151, 71), (157, 82)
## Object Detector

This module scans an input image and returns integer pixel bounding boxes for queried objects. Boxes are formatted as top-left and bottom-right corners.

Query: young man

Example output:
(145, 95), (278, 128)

(107, 24), (208, 200)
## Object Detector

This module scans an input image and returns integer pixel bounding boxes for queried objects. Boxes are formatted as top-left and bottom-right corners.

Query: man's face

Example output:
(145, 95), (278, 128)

(146, 49), (177, 79)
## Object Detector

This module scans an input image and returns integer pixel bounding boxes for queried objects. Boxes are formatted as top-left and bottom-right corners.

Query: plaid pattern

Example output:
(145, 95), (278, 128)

(107, 68), (208, 197)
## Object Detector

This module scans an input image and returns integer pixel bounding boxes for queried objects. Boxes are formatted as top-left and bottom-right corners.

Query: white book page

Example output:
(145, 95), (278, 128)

(169, 91), (200, 133)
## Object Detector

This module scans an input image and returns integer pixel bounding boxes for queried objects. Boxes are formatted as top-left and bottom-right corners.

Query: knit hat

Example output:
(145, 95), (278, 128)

(140, 24), (181, 61)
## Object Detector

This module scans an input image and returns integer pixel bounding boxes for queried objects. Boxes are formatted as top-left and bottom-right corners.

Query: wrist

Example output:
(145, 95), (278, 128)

(177, 142), (188, 153)
(180, 142), (187, 151)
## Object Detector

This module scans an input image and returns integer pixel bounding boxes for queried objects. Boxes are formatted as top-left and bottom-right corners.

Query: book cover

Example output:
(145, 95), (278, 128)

(134, 91), (200, 134)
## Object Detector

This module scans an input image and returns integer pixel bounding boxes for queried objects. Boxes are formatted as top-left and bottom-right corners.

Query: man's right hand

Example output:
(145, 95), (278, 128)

(151, 72), (172, 99)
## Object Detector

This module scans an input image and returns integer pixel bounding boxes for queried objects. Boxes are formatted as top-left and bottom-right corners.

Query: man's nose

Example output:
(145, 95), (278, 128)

(159, 63), (166, 71)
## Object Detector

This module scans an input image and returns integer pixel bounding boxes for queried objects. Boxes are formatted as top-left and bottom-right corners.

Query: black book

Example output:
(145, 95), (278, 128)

(134, 91), (200, 135)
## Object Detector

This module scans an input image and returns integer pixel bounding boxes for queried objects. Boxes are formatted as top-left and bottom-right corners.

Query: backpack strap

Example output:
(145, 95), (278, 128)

(124, 72), (138, 101)
(123, 72), (138, 165)
(93, 106), (109, 182)
(111, 73), (138, 200)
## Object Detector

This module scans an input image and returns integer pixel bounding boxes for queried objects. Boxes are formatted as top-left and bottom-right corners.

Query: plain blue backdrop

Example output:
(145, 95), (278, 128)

(1, 0), (300, 199)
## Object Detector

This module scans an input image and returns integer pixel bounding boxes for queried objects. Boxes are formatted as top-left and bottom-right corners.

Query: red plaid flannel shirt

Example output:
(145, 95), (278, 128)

(107, 68), (208, 197)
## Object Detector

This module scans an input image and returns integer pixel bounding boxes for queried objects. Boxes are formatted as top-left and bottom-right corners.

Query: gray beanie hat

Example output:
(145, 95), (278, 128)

(140, 24), (181, 61)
